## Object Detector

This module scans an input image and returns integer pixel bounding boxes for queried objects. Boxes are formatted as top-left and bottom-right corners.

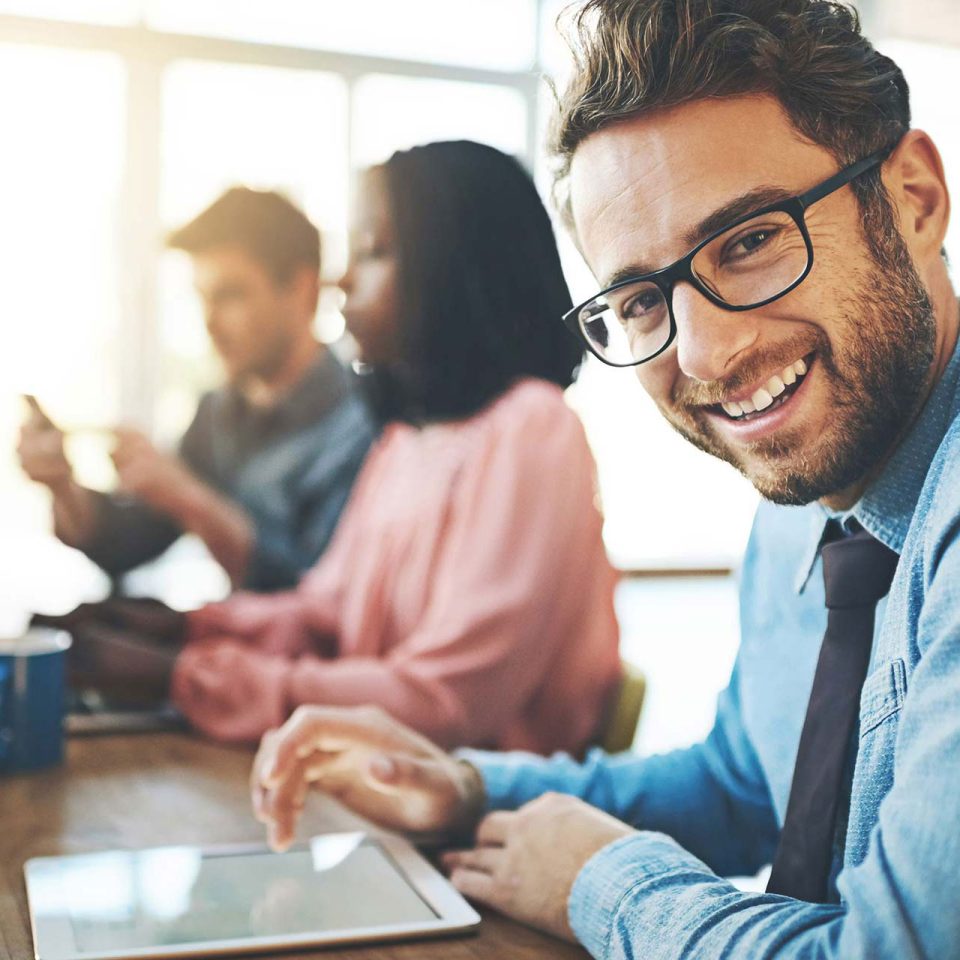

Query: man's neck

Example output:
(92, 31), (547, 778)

(241, 337), (323, 409)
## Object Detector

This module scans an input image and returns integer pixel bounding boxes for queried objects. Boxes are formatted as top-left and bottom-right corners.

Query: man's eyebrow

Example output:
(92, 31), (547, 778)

(598, 186), (795, 290)
(684, 187), (793, 248)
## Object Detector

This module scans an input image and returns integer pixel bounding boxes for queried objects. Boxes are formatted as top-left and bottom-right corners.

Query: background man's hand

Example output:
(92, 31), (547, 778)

(111, 427), (197, 512)
(17, 398), (72, 491)
(251, 705), (485, 852)
(442, 793), (636, 942)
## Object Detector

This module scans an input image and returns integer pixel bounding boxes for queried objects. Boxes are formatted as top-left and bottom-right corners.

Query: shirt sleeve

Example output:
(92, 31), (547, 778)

(79, 491), (183, 575)
(78, 400), (214, 576)
(172, 385), (616, 748)
(566, 451), (960, 958)
(465, 653), (780, 879)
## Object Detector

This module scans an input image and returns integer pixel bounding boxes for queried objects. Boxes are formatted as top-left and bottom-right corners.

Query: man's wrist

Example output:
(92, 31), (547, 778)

(450, 759), (488, 842)
(161, 472), (210, 525)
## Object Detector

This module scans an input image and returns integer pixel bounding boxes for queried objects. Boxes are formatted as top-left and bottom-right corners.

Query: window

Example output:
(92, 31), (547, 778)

(352, 74), (528, 167)
(0, 44), (126, 528)
(144, 0), (538, 71)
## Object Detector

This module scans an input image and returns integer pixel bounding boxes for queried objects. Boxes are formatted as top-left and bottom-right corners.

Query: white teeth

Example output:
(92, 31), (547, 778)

(722, 357), (810, 422)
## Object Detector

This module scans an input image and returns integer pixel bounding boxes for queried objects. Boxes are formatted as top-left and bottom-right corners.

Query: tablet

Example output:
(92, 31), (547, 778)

(25, 832), (480, 959)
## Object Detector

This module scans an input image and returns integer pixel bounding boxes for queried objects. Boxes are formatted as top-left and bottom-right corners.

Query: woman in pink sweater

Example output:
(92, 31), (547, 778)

(172, 141), (621, 755)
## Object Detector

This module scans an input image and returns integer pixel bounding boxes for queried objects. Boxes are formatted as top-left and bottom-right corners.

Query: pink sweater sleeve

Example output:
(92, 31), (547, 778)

(174, 384), (614, 747)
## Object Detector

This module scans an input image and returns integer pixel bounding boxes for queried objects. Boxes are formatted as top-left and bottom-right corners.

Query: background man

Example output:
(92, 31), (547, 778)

(249, 1), (960, 957)
(19, 188), (375, 591)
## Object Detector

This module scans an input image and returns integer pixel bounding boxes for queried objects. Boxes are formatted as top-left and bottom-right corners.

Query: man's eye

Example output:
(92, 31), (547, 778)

(622, 291), (662, 317)
(725, 227), (780, 260)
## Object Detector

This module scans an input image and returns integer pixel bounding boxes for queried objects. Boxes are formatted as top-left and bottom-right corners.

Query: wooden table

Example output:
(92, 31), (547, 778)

(0, 733), (588, 960)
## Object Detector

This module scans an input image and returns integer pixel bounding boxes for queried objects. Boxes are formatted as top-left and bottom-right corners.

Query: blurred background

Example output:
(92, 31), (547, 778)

(0, 0), (957, 754)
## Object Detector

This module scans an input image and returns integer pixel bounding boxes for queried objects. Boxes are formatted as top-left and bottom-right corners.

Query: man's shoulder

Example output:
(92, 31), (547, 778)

(911, 408), (960, 567)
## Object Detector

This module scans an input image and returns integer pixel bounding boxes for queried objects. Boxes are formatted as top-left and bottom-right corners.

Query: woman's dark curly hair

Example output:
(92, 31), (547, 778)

(360, 140), (581, 424)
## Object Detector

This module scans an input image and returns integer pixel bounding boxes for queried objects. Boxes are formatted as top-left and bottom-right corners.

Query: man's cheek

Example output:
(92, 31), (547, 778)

(634, 364), (674, 406)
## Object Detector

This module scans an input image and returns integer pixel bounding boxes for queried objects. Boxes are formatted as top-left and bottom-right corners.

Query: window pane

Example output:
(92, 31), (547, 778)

(144, 0), (537, 71)
(352, 74), (528, 167)
(158, 60), (349, 440)
(0, 45), (126, 539)
(567, 359), (759, 570)
(0, 0), (138, 25)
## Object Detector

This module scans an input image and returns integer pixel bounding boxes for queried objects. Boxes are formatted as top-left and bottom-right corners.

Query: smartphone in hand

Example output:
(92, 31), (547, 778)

(22, 394), (57, 430)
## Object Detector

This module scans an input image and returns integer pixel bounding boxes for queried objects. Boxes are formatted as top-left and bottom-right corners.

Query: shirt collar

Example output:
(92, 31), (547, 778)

(794, 330), (960, 593)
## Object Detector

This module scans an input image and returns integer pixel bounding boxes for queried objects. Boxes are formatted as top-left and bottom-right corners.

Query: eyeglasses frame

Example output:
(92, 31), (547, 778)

(563, 145), (894, 368)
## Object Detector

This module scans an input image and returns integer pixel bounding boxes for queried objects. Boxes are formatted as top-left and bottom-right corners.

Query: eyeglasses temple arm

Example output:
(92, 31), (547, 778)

(797, 147), (892, 210)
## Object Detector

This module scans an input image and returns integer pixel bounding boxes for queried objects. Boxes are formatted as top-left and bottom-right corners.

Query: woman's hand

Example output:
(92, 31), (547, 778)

(251, 705), (486, 851)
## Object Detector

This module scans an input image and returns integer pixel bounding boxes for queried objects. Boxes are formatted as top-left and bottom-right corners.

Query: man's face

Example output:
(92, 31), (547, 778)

(191, 245), (308, 384)
(570, 94), (936, 505)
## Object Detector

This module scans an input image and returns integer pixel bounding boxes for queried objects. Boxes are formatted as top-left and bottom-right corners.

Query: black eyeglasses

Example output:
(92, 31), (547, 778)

(563, 146), (892, 367)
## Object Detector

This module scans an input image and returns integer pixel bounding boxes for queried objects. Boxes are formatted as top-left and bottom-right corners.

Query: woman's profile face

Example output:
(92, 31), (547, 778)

(340, 169), (403, 365)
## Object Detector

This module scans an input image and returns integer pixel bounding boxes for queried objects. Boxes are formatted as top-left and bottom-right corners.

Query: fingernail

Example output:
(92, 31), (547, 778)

(369, 755), (396, 780)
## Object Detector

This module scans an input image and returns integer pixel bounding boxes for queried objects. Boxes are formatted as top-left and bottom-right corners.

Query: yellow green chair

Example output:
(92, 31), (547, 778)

(599, 660), (647, 754)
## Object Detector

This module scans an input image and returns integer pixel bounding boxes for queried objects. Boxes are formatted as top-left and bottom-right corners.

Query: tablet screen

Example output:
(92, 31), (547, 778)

(31, 834), (438, 954)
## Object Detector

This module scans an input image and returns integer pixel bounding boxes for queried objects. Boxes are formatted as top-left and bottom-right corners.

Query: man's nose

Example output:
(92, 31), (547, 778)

(671, 281), (761, 383)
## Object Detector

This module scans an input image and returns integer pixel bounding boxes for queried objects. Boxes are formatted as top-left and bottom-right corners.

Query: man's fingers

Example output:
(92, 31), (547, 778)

(263, 707), (421, 788)
(441, 846), (502, 876)
(261, 756), (310, 851)
(449, 867), (501, 907)
(475, 811), (513, 847)
(251, 730), (280, 821)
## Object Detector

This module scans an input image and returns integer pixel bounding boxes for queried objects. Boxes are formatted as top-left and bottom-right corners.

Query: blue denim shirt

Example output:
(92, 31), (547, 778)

(469, 335), (960, 958)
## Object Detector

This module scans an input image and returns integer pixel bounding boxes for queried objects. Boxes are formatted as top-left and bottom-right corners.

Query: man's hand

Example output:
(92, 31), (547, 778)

(17, 397), (72, 492)
(111, 428), (198, 513)
(251, 706), (486, 852)
(442, 793), (636, 942)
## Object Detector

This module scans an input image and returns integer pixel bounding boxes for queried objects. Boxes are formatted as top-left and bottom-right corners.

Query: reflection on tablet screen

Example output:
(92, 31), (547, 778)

(36, 839), (437, 953)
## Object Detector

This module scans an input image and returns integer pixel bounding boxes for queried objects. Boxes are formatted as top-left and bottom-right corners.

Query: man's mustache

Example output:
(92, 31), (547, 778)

(673, 333), (825, 410)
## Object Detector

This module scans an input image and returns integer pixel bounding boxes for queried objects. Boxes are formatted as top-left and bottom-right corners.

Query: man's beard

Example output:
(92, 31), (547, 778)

(660, 217), (937, 506)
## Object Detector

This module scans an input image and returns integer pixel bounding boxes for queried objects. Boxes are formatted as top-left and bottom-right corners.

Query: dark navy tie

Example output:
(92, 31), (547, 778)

(766, 522), (898, 902)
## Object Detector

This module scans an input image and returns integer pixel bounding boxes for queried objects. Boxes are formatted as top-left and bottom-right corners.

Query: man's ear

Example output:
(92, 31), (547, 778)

(883, 130), (951, 261)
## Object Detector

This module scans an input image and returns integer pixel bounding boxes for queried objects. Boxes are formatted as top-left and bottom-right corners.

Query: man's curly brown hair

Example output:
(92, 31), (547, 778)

(550, 0), (911, 247)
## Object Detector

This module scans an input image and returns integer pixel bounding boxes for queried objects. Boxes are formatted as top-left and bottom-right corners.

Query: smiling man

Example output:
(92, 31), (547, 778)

(249, 2), (960, 957)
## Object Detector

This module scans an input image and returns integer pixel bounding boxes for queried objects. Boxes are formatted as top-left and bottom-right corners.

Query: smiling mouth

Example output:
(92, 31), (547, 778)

(711, 353), (815, 423)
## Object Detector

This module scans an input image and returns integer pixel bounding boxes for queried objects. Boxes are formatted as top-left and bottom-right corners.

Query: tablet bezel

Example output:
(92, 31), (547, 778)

(26, 832), (481, 960)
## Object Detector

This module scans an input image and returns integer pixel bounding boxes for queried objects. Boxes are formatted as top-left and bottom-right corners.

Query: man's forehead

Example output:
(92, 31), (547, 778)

(192, 245), (264, 288)
(569, 94), (827, 283)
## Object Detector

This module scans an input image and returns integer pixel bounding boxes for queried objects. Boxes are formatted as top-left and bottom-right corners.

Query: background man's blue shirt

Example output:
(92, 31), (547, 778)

(468, 335), (960, 958)
(81, 348), (376, 591)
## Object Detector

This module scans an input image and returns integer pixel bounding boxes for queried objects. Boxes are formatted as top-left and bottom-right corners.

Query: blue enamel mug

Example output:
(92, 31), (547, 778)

(0, 628), (72, 775)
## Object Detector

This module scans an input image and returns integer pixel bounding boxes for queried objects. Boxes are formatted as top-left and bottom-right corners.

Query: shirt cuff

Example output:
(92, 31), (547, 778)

(568, 831), (709, 959)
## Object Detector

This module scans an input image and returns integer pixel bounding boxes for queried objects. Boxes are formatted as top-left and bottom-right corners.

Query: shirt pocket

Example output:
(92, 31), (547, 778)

(859, 658), (908, 738)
